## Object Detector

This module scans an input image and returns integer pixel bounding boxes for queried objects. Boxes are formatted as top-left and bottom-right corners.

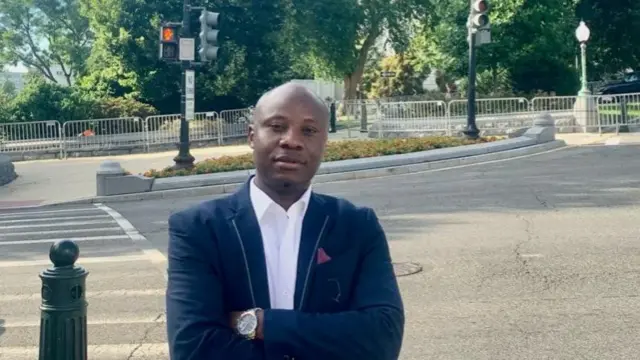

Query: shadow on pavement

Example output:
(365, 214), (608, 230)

(0, 319), (4, 338)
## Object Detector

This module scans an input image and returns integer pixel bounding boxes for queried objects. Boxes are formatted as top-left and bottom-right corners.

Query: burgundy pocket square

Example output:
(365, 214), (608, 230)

(317, 248), (331, 264)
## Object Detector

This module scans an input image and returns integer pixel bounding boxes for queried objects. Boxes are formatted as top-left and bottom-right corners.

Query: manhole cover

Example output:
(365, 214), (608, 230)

(393, 262), (423, 277)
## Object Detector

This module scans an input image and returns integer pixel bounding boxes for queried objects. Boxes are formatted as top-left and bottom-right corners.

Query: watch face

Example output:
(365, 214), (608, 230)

(237, 312), (257, 335)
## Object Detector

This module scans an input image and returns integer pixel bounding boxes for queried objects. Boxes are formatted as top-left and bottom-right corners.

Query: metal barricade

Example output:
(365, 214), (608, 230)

(0, 120), (63, 157)
(62, 117), (145, 155)
(379, 101), (448, 135)
(219, 108), (252, 144)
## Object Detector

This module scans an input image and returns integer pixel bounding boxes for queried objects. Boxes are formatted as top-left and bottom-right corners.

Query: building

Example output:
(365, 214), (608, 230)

(0, 71), (26, 94)
(28, 64), (75, 86)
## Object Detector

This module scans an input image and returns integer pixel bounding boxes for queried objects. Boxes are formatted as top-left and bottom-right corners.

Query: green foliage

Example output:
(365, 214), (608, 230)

(0, 0), (92, 84)
(416, 0), (581, 95)
(285, 0), (428, 99)
(1, 75), (157, 123)
(576, 0), (640, 79)
(96, 96), (158, 119)
(1, 0), (637, 120)
(143, 136), (498, 178)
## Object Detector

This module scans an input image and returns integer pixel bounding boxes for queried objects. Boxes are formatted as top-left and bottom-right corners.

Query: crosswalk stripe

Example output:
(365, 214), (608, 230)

(0, 207), (102, 218)
(1, 227), (123, 237)
(0, 219), (117, 230)
(1, 316), (165, 328)
(0, 288), (165, 302)
(0, 235), (130, 246)
(94, 203), (168, 267)
(0, 344), (169, 358)
(0, 214), (112, 225)
(0, 254), (162, 268)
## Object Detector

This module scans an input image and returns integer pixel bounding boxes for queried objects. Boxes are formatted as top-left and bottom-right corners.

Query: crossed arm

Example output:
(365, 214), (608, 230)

(166, 207), (404, 360)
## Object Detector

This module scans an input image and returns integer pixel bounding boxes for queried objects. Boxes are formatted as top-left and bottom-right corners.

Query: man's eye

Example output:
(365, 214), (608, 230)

(270, 123), (285, 131)
(303, 127), (318, 136)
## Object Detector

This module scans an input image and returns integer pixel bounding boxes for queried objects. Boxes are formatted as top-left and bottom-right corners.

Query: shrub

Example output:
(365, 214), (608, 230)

(144, 136), (499, 178)
(96, 97), (159, 119)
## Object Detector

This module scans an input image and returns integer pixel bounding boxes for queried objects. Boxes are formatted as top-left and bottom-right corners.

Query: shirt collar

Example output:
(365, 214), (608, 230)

(250, 177), (312, 221)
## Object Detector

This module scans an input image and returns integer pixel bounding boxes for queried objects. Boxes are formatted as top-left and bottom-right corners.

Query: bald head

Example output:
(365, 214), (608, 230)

(252, 82), (329, 124)
(247, 81), (329, 198)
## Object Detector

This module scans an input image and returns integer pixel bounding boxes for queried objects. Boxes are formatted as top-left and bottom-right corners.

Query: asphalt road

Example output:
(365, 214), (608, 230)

(112, 144), (640, 360)
(0, 204), (168, 359)
(2, 143), (639, 359)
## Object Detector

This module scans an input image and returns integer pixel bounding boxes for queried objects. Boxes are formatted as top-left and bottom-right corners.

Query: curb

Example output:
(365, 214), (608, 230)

(42, 139), (567, 206)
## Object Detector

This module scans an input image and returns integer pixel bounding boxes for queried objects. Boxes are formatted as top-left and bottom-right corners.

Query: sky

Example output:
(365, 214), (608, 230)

(3, 64), (28, 73)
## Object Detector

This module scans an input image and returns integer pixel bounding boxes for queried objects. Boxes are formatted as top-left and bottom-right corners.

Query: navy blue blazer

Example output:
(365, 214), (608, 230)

(166, 177), (404, 360)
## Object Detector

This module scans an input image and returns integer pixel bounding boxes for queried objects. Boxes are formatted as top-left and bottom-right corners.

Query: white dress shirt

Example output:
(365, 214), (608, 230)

(249, 178), (311, 310)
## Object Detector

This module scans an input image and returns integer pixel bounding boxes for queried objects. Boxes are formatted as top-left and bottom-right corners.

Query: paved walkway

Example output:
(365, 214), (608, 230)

(0, 133), (628, 206)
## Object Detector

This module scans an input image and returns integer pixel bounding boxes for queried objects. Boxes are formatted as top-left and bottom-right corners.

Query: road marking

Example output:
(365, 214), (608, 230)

(0, 207), (102, 219)
(605, 137), (621, 146)
(94, 203), (168, 268)
(520, 254), (544, 258)
(0, 227), (123, 238)
(0, 343), (169, 358)
(1, 314), (166, 328)
(0, 219), (117, 230)
(0, 235), (129, 246)
(0, 288), (164, 302)
(0, 254), (163, 268)
(0, 214), (111, 225)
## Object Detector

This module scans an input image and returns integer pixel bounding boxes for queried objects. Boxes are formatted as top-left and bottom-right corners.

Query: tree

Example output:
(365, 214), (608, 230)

(79, 0), (308, 113)
(417, 0), (580, 96)
(576, 0), (640, 79)
(1, 80), (16, 96)
(0, 0), (92, 85)
(286, 0), (428, 101)
(364, 50), (430, 99)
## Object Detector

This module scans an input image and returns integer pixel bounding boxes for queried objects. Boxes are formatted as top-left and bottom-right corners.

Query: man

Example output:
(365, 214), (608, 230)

(166, 82), (404, 360)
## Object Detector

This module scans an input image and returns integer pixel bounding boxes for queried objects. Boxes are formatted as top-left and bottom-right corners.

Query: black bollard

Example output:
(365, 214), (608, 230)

(329, 102), (337, 133)
(38, 240), (89, 360)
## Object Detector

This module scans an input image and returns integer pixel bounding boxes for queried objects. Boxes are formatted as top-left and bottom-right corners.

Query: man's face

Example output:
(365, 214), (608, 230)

(249, 93), (328, 190)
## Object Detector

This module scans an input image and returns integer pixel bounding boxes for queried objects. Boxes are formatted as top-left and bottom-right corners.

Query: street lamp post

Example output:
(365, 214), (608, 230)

(575, 20), (591, 96)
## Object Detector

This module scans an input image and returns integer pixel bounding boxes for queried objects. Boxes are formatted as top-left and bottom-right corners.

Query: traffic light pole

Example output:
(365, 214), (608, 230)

(173, 0), (195, 170)
(464, 23), (480, 140)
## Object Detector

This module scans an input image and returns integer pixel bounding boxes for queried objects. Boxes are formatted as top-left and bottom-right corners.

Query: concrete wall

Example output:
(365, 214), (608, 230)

(0, 154), (17, 186)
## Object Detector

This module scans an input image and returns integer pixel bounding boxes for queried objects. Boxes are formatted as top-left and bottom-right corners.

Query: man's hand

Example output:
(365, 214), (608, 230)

(229, 310), (264, 340)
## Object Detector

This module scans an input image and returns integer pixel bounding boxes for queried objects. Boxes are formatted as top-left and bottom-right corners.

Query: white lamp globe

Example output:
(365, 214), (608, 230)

(575, 21), (590, 43)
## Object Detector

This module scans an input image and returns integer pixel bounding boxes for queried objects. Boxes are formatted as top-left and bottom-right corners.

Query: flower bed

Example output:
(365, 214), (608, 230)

(144, 136), (499, 178)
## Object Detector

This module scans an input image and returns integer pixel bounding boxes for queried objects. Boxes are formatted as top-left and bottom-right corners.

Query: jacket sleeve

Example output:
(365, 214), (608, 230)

(262, 207), (405, 360)
(166, 207), (264, 360)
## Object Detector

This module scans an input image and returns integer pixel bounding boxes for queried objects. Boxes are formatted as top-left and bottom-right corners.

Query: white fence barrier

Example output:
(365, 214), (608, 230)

(2, 93), (639, 157)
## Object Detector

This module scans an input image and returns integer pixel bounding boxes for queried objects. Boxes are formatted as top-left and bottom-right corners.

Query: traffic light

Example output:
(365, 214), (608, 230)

(470, 0), (489, 28)
(198, 9), (220, 62)
(159, 24), (179, 61)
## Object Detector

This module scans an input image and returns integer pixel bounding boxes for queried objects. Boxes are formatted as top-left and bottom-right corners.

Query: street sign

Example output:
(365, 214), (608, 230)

(179, 38), (195, 61)
(185, 70), (195, 99)
(381, 71), (396, 78)
(186, 99), (195, 121)
(185, 70), (195, 121)
(475, 28), (492, 45)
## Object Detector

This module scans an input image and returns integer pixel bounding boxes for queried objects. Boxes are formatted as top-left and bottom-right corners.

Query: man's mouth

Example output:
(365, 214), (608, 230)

(273, 155), (304, 170)
(273, 155), (303, 164)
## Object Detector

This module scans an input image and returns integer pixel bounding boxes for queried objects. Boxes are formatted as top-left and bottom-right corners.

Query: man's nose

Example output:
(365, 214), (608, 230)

(279, 127), (304, 149)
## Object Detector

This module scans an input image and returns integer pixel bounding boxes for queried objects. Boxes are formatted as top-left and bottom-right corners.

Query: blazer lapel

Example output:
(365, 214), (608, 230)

(229, 179), (271, 310)
(294, 193), (333, 310)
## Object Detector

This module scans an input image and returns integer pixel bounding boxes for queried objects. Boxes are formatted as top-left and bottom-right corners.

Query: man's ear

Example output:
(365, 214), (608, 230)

(248, 124), (255, 149)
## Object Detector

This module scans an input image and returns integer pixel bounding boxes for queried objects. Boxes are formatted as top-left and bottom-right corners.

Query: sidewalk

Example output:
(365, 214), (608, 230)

(0, 145), (253, 206)
(0, 133), (621, 206)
